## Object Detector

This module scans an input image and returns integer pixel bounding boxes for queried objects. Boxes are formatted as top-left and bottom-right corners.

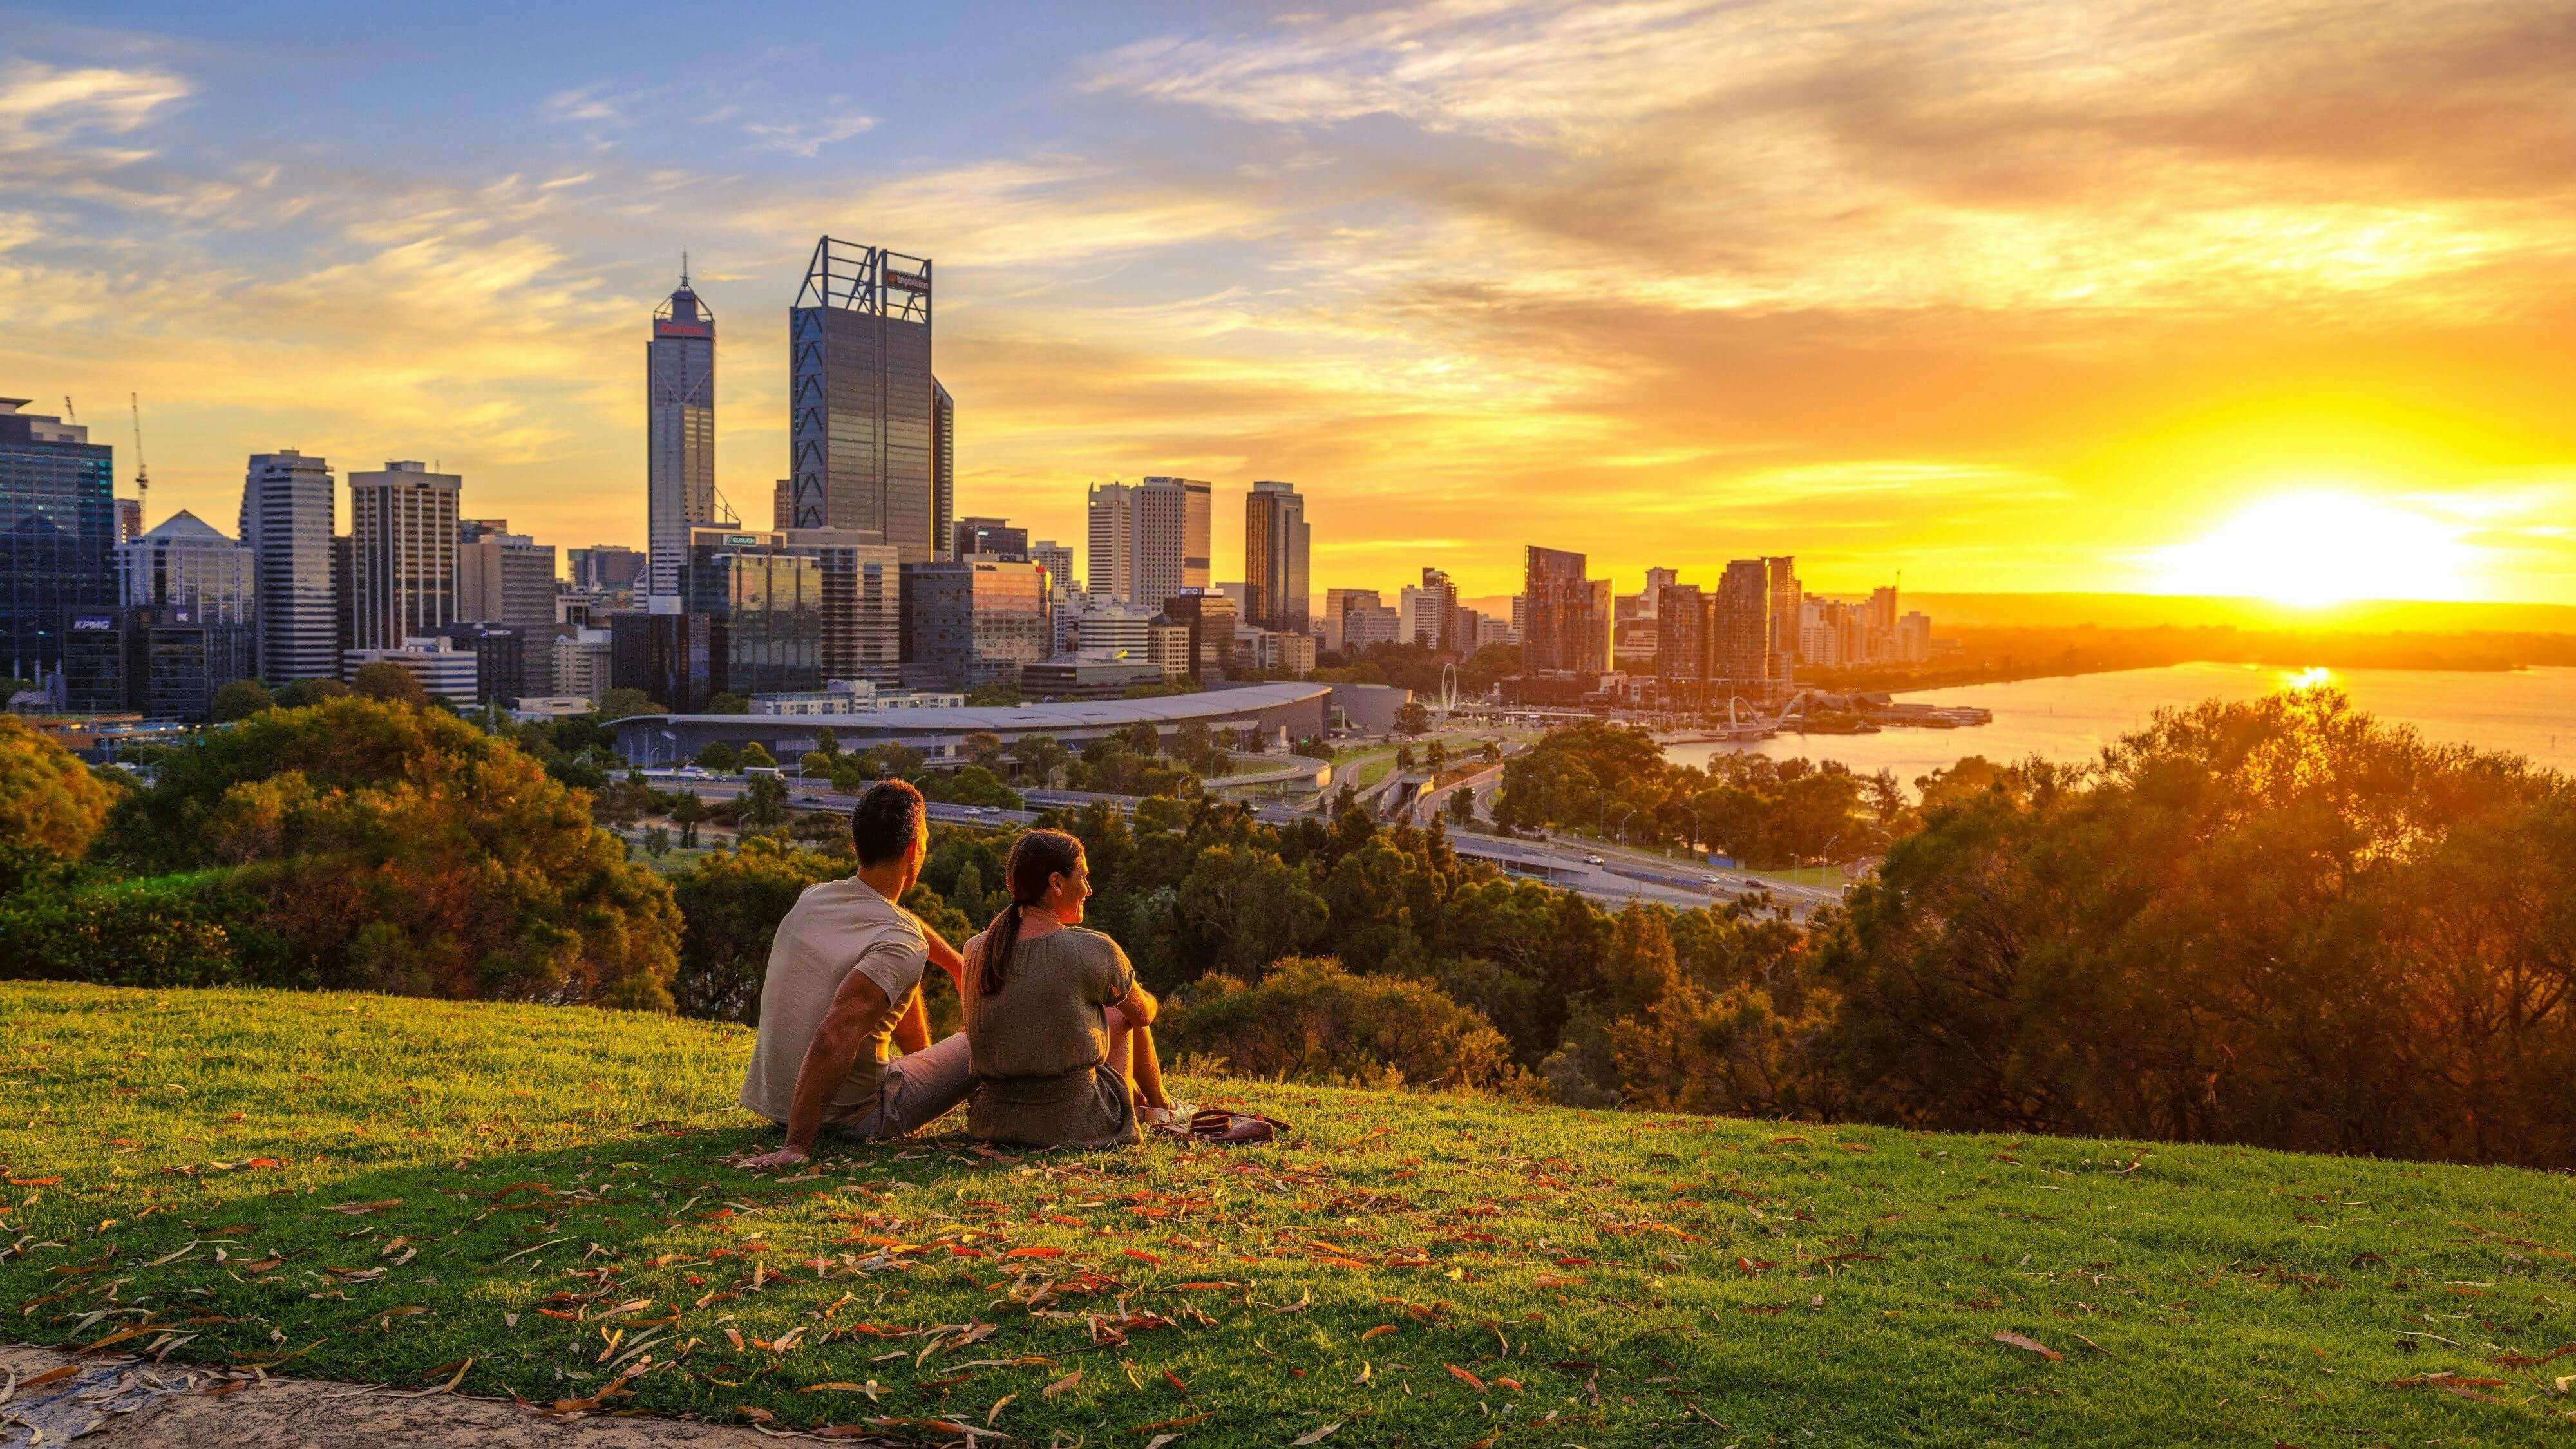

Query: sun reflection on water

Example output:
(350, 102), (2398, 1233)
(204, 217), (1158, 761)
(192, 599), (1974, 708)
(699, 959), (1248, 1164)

(2280, 666), (2336, 692)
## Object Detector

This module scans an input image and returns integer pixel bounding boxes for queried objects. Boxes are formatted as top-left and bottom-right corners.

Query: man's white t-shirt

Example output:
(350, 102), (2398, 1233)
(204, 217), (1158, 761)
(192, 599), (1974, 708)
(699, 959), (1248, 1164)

(739, 876), (927, 1126)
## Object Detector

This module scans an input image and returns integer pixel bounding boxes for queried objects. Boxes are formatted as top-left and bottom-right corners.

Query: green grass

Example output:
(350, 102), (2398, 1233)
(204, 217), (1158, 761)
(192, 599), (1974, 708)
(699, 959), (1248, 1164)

(4, 983), (2573, 1446)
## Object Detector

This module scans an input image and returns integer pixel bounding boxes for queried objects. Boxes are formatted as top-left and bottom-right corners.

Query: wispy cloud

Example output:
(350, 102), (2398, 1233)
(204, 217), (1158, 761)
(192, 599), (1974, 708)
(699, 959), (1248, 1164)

(739, 104), (875, 158)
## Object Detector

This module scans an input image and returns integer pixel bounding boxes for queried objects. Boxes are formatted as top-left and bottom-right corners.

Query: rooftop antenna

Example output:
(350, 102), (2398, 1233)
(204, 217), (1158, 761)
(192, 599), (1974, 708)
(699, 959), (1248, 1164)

(680, 250), (690, 287)
(127, 393), (149, 528)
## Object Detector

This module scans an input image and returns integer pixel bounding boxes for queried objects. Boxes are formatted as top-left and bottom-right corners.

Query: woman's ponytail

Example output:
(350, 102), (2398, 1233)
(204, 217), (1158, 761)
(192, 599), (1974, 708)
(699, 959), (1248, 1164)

(980, 829), (1084, 997)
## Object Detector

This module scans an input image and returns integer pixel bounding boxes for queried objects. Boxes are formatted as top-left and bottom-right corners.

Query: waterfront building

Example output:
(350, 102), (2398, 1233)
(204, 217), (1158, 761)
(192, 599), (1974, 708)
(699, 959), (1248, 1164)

(1243, 480), (1310, 634)
(1766, 556), (1801, 683)
(1, 399), (115, 680)
(348, 461), (460, 652)
(1520, 545), (1611, 675)
(1654, 582), (1706, 687)
(1400, 567), (1457, 652)
(787, 238), (951, 562)
(899, 557), (1053, 692)
(647, 267), (716, 599)
(609, 608), (714, 713)
(120, 511), (253, 625)
(1710, 559), (1772, 689)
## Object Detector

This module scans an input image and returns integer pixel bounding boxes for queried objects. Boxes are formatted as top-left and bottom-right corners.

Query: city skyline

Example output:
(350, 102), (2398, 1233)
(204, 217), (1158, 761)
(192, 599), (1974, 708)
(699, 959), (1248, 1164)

(12, 3), (2576, 606)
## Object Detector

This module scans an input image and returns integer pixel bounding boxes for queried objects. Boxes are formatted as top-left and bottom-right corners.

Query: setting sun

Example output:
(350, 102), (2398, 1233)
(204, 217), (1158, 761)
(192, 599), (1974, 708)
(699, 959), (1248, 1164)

(2148, 492), (2481, 607)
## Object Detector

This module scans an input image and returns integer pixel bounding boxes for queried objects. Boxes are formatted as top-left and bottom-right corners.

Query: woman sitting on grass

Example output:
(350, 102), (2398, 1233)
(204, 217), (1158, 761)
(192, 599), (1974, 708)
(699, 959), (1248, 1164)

(960, 829), (1189, 1148)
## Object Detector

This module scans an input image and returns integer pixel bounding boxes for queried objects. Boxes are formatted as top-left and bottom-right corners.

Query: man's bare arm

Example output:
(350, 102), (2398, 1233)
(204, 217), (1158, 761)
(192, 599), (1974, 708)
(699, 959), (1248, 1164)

(890, 987), (932, 1055)
(917, 919), (969, 993)
(741, 967), (891, 1169)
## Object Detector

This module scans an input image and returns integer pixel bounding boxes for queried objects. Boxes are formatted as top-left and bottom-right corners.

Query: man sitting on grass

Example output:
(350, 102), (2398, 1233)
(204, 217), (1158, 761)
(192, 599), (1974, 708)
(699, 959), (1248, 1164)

(739, 780), (975, 1168)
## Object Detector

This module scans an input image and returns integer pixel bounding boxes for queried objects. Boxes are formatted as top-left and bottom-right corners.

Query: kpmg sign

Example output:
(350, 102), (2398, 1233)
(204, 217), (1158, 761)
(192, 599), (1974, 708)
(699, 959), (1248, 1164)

(70, 614), (117, 632)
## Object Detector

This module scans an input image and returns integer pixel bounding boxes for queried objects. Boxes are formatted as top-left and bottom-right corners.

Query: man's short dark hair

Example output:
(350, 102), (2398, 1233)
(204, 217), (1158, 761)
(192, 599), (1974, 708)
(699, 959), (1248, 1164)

(850, 779), (926, 867)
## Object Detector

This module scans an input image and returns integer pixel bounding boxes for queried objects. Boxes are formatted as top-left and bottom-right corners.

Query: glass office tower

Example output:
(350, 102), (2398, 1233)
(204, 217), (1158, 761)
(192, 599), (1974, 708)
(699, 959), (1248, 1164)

(0, 399), (115, 680)
(648, 270), (716, 600)
(788, 238), (952, 564)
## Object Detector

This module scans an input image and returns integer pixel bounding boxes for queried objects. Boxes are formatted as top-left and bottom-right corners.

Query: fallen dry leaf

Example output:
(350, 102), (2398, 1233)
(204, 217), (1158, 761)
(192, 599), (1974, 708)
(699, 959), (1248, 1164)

(1445, 1363), (1488, 1394)
(1043, 1369), (1083, 1399)
(1291, 1423), (1341, 1445)
(1993, 1331), (2063, 1362)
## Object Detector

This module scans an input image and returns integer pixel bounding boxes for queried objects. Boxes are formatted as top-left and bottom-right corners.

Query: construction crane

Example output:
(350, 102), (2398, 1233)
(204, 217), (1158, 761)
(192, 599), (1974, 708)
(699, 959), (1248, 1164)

(62, 395), (76, 424)
(128, 393), (149, 526)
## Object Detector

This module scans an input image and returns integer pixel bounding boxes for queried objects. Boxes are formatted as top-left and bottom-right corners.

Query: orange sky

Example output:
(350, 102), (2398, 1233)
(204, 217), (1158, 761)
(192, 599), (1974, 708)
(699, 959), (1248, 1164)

(8, 1), (2575, 602)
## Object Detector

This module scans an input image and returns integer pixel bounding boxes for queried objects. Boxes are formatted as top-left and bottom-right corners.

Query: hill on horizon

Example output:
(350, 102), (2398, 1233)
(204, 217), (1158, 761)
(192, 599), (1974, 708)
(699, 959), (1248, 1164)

(3, 981), (2570, 1446)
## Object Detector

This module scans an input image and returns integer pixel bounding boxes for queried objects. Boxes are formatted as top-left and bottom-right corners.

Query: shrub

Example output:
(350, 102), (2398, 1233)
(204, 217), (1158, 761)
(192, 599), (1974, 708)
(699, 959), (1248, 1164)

(0, 715), (111, 865)
(1163, 956), (1531, 1094)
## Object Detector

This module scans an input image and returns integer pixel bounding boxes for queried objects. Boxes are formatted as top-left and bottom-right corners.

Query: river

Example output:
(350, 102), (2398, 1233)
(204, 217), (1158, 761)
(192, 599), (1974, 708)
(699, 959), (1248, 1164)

(1660, 662), (2576, 784)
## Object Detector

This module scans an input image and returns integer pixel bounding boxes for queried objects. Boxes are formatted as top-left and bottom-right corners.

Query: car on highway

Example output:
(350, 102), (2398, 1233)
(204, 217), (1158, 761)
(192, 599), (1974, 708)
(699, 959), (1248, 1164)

(1583, 854), (1605, 866)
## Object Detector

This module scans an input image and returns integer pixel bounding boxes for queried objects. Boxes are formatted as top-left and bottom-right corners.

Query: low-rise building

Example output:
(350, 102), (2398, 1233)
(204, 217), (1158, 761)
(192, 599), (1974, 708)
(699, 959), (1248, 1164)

(342, 636), (478, 706)
(1021, 651), (1167, 699)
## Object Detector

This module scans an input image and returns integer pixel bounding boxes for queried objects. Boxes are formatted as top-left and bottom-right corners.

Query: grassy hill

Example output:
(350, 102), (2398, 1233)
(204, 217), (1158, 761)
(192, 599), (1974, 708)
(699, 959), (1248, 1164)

(3, 983), (2571, 1446)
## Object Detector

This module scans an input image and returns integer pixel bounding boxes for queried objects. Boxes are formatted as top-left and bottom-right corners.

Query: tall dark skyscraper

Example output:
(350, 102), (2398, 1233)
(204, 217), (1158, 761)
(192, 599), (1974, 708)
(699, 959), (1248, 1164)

(788, 238), (952, 564)
(1, 399), (115, 680)
(241, 450), (338, 683)
(1520, 545), (1609, 674)
(1244, 480), (1310, 633)
(648, 267), (716, 600)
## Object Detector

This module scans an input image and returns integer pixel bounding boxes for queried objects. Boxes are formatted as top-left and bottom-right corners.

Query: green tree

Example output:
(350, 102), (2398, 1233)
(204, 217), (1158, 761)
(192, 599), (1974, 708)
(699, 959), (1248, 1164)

(1007, 733), (1070, 784)
(738, 741), (778, 770)
(964, 683), (1023, 708)
(1448, 784), (1476, 826)
(705, 692), (751, 715)
(961, 730), (1007, 772)
(275, 677), (352, 708)
(696, 741), (740, 772)
(209, 678), (275, 723)
(598, 687), (663, 719)
(668, 839), (847, 1021)
(350, 661), (428, 707)
(669, 791), (707, 848)
(96, 696), (680, 1009)
(1168, 844), (1327, 980)
(812, 726), (840, 756)
(1394, 700), (1432, 735)
(641, 825), (671, 859)
(739, 773), (788, 831)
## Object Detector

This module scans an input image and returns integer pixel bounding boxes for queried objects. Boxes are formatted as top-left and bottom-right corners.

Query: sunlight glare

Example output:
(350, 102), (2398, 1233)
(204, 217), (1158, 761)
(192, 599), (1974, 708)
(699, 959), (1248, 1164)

(2149, 491), (2478, 606)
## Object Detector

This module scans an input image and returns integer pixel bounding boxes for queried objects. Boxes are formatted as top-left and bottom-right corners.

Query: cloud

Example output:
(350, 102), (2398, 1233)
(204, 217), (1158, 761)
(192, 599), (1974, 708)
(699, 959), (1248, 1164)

(739, 104), (876, 158)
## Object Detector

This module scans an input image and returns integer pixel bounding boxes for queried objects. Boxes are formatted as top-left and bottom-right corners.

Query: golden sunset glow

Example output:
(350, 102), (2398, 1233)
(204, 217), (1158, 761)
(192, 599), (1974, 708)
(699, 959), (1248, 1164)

(6, 3), (2575, 602)
(2148, 493), (2483, 608)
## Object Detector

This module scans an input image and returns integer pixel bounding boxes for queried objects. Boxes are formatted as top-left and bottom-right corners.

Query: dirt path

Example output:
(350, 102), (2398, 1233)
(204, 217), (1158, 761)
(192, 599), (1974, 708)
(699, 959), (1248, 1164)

(0, 1343), (798, 1447)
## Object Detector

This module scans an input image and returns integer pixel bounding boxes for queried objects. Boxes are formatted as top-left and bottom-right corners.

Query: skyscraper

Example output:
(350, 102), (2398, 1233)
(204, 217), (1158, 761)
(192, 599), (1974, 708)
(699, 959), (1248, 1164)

(1243, 480), (1310, 634)
(1521, 545), (1611, 675)
(348, 461), (460, 651)
(788, 238), (951, 563)
(1765, 556), (1801, 684)
(114, 498), (142, 545)
(240, 449), (338, 683)
(899, 557), (1052, 692)
(1710, 559), (1772, 688)
(1086, 477), (1204, 609)
(0, 399), (115, 681)
(793, 529), (904, 688)
(121, 511), (254, 625)
(648, 268), (716, 600)
(457, 518), (559, 629)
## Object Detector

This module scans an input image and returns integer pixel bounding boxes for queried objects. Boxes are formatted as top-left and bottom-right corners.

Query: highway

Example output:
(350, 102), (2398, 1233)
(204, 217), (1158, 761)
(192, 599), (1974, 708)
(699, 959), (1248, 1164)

(658, 774), (1832, 919)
